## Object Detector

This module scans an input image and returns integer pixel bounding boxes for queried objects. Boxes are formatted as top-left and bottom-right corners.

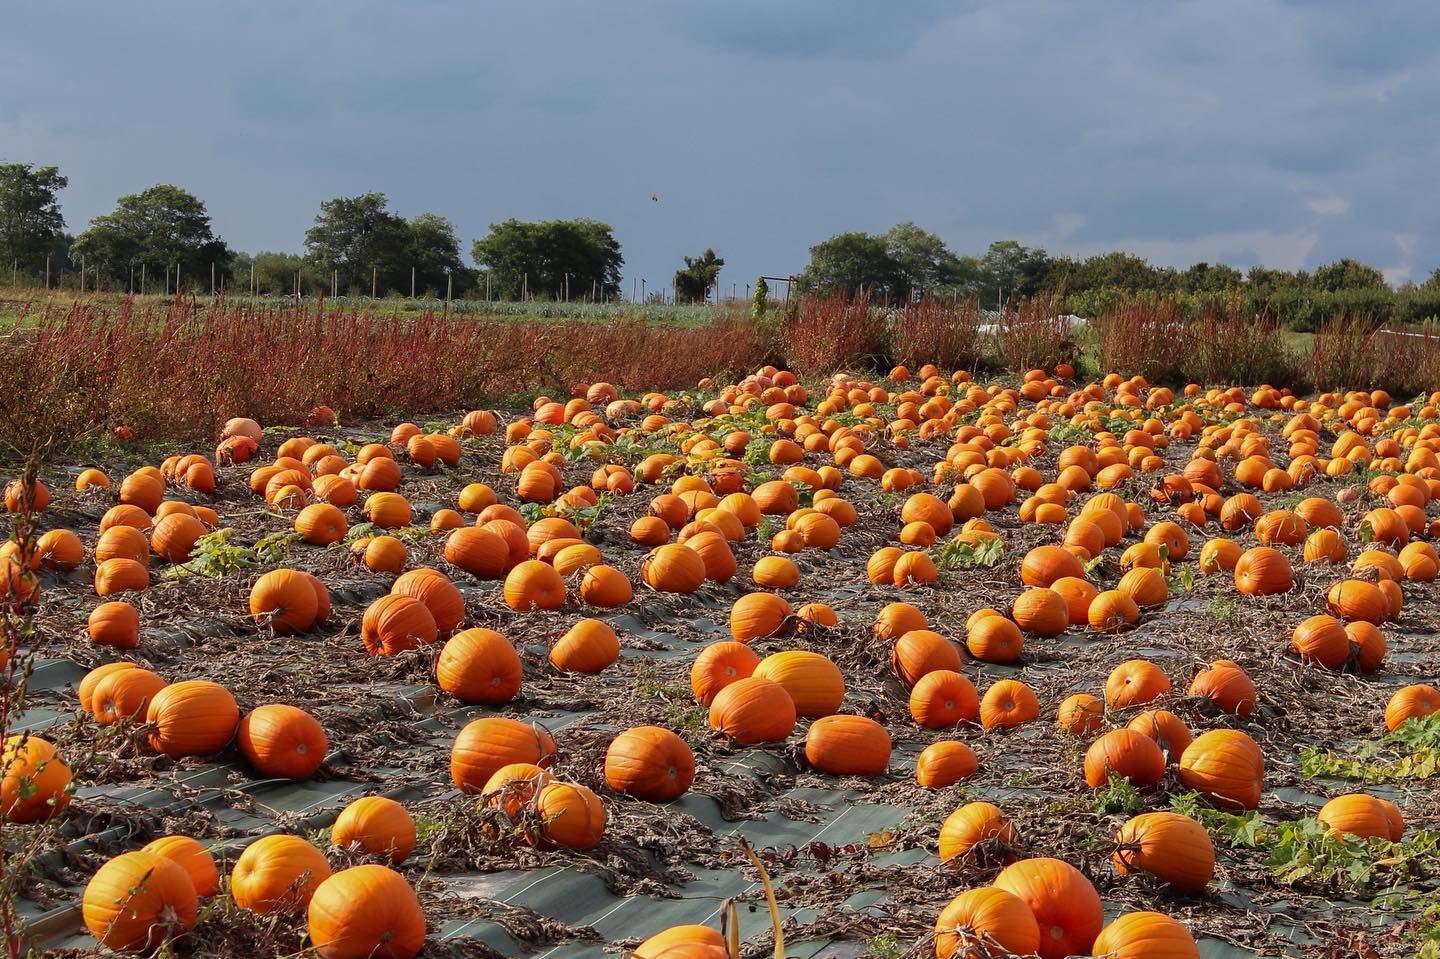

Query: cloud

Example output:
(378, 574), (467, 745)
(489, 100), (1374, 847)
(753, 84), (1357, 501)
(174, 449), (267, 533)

(1306, 196), (1350, 216)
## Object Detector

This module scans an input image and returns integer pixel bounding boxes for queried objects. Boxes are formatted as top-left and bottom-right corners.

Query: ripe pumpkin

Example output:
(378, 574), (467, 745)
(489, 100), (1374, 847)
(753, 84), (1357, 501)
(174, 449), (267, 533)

(707, 676), (796, 744)
(755, 554), (802, 588)
(436, 628), (522, 704)
(1325, 579), (1388, 625)
(1084, 729), (1166, 789)
(634, 926), (727, 959)
(1113, 811), (1215, 892)
(992, 857), (1104, 959)
(503, 559), (568, 611)
(550, 618), (621, 674)
(237, 704), (327, 779)
(142, 835), (219, 898)
(1317, 793), (1403, 842)
(444, 526), (509, 578)
(88, 601), (140, 649)
(1187, 660), (1257, 716)
(1290, 614), (1351, 668)
(1011, 588), (1068, 637)
(934, 887), (1040, 959)
(1050, 576), (1098, 625)
(892, 629), (963, 687)
(1057, 693), (1103, 736)
(361, 594), (438, 655)
(1385, 683), (1440, 731)
(938, 801), (1017, 866)
(331, 796), (417, 863)
(690, 641), (760, 706)
(450, 718), (555, 792)
(1234, 546), (1292, 595)
(642, 543), (707, 593)
(250, 569), (321, 634)
(804, 715), (891, 776)
(965, 615), (1024, 664)
(94, 557), (149, 596)
(231, 834), (332, 914)
(979, 680), (1040, 730)
(1020, 545), (1084, 587)
(915, 740), (979, 788)
(579, 564), (633, 607)
(1104, 659), (1170, 709)
(729, 592), (793, 643)
(92, 668), (166, 726)
(1092, 912), (1200, 959)
(1088, 589), (1140, 632)
(1178, 729), (1265, 810)
(146, 680), (239, 757)
(2, 735), (72, 822)
(530, 781), (607, 850)
(294, 503), (348, 546)
(753, 650), (844, 717)
(909, 669), (979, 728)
(604, 726), (696, 802)
(1127, 709), (1193, 760)
(390, 568), (465, 635)
(873, 601), (928, 640)
(307, 864), (426, 959)
(82, 851), (197, 952)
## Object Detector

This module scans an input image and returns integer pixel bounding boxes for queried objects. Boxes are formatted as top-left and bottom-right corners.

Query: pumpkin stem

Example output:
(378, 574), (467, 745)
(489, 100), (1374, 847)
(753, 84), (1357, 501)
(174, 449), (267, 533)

(738, 838), (783, 959)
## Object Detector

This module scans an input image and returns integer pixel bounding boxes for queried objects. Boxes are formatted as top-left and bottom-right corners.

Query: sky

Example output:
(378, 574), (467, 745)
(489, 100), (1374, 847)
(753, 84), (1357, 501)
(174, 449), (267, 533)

(3, 0), (1438, 291)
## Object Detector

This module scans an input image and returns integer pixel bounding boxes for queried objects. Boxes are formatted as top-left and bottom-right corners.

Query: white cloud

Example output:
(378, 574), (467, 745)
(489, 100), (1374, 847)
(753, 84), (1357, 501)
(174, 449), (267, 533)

(1306, 195), (1350, 216)
(1382, 232), (1419, 284)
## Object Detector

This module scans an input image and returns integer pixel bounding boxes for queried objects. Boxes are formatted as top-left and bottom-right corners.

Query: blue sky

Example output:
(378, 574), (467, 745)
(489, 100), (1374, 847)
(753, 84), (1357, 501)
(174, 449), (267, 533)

(3, 1), (1437, 290)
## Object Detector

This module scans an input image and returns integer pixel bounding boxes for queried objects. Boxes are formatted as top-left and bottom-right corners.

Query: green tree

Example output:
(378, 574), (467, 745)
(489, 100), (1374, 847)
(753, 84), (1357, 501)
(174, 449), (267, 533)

(882, 222), (961, 298)
(72, 184), (231, 289)
(304, 193), (412, 295)
(674, 248), (725, 302)
(407, 213), (472, 297)
(0, 163), (68, 275)
(1311, 258), (1386, 293)
(471, 218), (623, 300)
(976, 241), (1054, 305)
(1180, 261), (1244, 293)
(231, 250), (317, 295)
(798, 231), (901, 300)
(1417, 268), (1440, 293)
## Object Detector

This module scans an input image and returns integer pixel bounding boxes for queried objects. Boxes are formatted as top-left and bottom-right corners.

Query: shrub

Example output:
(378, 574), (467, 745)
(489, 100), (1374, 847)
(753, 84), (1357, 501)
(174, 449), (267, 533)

(783, 290), (889, 376)
(891, 297), (981, 372)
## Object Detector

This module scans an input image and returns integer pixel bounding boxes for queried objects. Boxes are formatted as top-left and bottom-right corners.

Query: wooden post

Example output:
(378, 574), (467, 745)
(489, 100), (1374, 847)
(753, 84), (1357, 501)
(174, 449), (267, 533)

(411, 267), (416, 299)
(372, 267), (377, 299)
(44, 254), (50, 289)
(251, 262), (255, 296)
(211, 261), (216, 294)
(446, 272), (452, 305)
(79, 256), (85, 293)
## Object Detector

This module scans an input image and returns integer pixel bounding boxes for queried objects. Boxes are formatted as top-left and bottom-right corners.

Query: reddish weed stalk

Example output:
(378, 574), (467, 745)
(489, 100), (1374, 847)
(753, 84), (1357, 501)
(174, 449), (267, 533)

(892, 297), (982, 373)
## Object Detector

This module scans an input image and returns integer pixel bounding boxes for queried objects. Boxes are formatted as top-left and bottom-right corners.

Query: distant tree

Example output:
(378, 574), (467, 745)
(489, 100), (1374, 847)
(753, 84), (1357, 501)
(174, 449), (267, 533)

(1311, 258), (1387, 293)
(1417, 267), (1440, 292)
(1246, 265), (1309, 293)
(799, 231), (901, 300)
(0, 163), (68, 275)
(304, 193), (412, 295)
(72, 184), (231, 289)
(976, 241), (1054, 305)
(674, 248), (725, 302)
(231, 250), (315, 295)
(471, 218), (623, 300)
(1180, 261), (1244, 293)
(1063, 250), (1174, 293)
(407, 213), (472, 297)
(882, 222), (962, 299)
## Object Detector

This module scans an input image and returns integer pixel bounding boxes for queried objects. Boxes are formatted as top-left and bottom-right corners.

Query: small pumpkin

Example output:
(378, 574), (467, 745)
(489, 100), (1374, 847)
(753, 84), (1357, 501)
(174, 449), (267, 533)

(237, 704), (327, 779)
(331, 796), (417, 863)
(604, 726), (696, 802)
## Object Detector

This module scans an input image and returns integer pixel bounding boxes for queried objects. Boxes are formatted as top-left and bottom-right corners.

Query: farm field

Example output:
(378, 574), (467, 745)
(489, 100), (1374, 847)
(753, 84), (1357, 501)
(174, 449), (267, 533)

(3, 359), (1440, 959)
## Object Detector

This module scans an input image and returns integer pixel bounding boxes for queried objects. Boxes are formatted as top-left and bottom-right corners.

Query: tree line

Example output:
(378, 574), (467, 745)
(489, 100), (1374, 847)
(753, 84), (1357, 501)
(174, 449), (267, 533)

(2, 161), (1437, 324)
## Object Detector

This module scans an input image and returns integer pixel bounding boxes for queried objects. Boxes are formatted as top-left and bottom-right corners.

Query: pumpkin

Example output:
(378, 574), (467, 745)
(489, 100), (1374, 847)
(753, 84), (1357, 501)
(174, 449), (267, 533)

(231, 834), (332, 914)
(635, 926), (727, 959)
(1186, 660), (1257, 716)
(237, 704), (327, 779)
(450, 718), (555, 792)
(88, 600), (140, 649)
(1050, 576), (1098, 625)
(307, 864), (426, 959)
(1178, 729), (1264, 810)
(604, 726), (696, 801)
(1127, 709), (1193, 760)
(436, 628), (522, 703)
(364, 492), (411, 528)
(331, 796), (417, 862)
(1346, 620), (1386, 673)
(94, 557), (148, 596)
(753, 650), (844, 717)
(690, 642), (760, 706)
(92, 668), (166, 726)
(528, 781), (607, 850)
(502, 559), (568, 611)
(934, 887), (1040, 959)
(965, 614), (1024, 664)
(804, 714), (891, 776)
(796, 602), (839, 629)
(250, 569), (321, 634)
(642, 543), (707, 593)
(1105, 659), (1170, 709)
(1088, 589), (1140, 632)
(755, 554), (802, 588)
(892, 629), (963, 687)
(979, 680), (1040, 730)
(1325, 579), (1388, 625)
(707, 676), (796, 744)
(579, 564), (633, 607)
(1020, 545), (1084, 587)
(142, 835), (219, 898)
(909, 669), (979, 728)
(992, 857), (1103, 959)
(444, 526), (509, 578)
(874, 601), (928, 640)
(1198, 538), (1241, 574)
(146, 680), (239, 757)
(1113, 811), (1215, 892)
(1303, 527), (1348, 564)
(1117, 566), (1168, 607)
(1317, 793), (1404, 842)
(1290, 614), (1351, 668)
(2, 735), (72, 822)
(361, 594), (438, 655)
(1091, 912), (1200, 959)
(915, 741), (979, 788)
(1011, 588), (1068, 637)
(1385, 684), (1440, 731)
(390, 568), (465, 635)
(96, 525), (149, 566)
(729, 592), (793, 643)
(78, 661), (138, 715)
(82, 851), (197, 952)
(294, 503), (347, 546)
(1084, 729), (1166, 788)
(938, 801), (1017, 866)
(1234, 546), (1292, 595)
(1057, 693), (1103, 736)
(550, 618), (621, 673)
(363, 535), (408, 572)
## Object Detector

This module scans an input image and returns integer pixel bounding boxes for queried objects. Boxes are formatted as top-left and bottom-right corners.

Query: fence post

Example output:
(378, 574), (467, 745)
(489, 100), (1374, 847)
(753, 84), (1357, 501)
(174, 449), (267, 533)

(372, 267), (377, 299)
(45, 254), (51, 290)
(411, 267), (416, 299)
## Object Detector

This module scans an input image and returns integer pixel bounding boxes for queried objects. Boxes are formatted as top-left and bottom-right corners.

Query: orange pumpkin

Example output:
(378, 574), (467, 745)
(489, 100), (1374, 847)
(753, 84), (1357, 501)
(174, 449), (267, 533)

(307, 864), (426, 959)
(331, 796), (417, 863)
(604, 726), (696, 802)
(83, 851), (197, 951)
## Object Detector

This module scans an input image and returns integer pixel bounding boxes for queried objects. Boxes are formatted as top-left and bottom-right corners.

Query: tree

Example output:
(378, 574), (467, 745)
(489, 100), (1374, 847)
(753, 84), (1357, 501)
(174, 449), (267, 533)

(304, 193), (412, 295)
(975, 241), (1054, 305)
(1311, 258), (1386, 293)
(1417, 268), (1440, 293)
(674, 249), (724, 302)
(407, 213), (472, 297)
(471, 218), (623, 300)
(72, 184), (231, 289)
(0, 163), (67, 275)
(231, 250), (316, 295)
(1180, 261), (1244, 294)
(882, 222), (961, 298)
(798, 231), (901, 300)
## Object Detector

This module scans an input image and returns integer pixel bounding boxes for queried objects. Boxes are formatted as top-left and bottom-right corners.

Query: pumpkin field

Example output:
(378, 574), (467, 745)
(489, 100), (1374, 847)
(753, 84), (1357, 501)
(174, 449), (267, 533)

(3, 345), (1440, 959)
